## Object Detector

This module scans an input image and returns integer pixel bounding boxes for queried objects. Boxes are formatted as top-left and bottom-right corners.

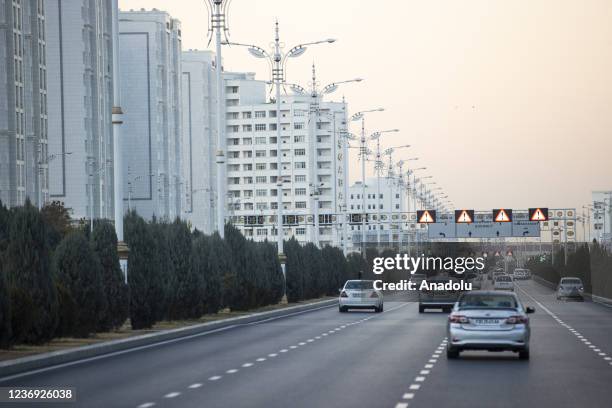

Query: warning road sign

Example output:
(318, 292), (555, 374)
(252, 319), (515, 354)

(417, 210), (437, 224)
(529, 208), (549, 222)
(493, 209), (513, 223)
(455, 209), (475, 224)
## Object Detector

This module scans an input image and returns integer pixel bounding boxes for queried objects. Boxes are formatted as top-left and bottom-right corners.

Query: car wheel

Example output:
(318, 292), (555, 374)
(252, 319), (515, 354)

(374, 306), (382, 313)
(518, 349), (530, 360)
(419, 305), (425, 313)
(447, 347), (460, 359)
(379, 304), (384, 312)
(339, 306), (347, 313)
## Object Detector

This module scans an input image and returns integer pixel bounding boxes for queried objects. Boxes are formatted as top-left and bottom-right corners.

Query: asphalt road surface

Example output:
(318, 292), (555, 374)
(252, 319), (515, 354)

(2, 281), (612, 408)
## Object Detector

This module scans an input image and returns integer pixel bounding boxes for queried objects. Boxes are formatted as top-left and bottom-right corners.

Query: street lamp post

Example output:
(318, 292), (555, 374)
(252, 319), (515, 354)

(289, 64), (362, 247)
(204, 0), (233, 238)
(350, 109), (384, 258)
(225, 22), (335, 272)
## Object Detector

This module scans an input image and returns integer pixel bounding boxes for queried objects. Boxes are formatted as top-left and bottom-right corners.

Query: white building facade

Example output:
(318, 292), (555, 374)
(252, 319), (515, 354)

(119, 9), (182, 221)
(347, 178), (413, 251)
(0, 0), (48, 208)
(45, 0), (115, 219)
(591, 190), (612, 245)
(224, 86), (349, 248)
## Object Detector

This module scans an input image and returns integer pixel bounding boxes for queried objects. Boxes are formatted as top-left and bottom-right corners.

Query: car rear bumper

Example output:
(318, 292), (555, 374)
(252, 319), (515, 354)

(339, 299), (382, 308)
(448, 325), (529, 351)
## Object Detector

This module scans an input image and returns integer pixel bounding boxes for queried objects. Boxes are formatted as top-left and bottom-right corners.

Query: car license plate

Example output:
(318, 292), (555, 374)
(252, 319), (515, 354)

(471, 319), (500, 325)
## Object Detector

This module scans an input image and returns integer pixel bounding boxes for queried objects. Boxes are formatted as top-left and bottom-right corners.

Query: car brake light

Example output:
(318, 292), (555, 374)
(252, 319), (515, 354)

(340, 291), (348, 298)
(449, 314), (468, 324)
(370, 292), (379, 298)
(506, 316), (528, 324)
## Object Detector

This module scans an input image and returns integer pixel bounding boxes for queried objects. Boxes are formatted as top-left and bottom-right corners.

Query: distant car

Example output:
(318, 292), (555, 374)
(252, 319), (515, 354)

(339, 280), (383, 313)
(492, 271), (506, 283)
(418, 277), (461, 313)
(556, 277), (584, 300)
(447, 291), (534, 359)
(494, 275), (514, 291)
(513, 268), (531, 280)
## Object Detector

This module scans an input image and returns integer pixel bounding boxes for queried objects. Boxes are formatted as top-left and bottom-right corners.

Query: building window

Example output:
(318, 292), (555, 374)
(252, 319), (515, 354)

(228, 125), (239, 133)
(296, 228), (306, 235)
(255, 111), (266, 118)
(256, 229), (268, 236)
(256, 203), (268, 210)
(256, 176), (267, 183)
(256, 189), (267, 197)
(256, 150), (266, 158)
(242, 111), (252, 119)
(243, 151), (253, 158)
(269, 124), (277, 131)
(255, 137), (266, 144)
(294, 148), (306, 156)
(294, 122), (305, 130)
(243, 164), (253, 171)
(295, 162), (306, 169)
(227, 112), (239, 119)
(295, 202), (307, 209)
(243, 138), (252, 145)
(295, 188), (307, 196)
(243, 124), (252, 132)
(269, 110), (277, 118)
(243, 177), (253, 184)
(295, 175), (306, 182)
(256, 163), (267, 170)
(255, 123), (266, 132)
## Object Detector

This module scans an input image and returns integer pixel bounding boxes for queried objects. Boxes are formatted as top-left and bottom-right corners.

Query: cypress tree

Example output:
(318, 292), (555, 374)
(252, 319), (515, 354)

(192, 234), (223, 314)
(5, 200), (58, 344)
(54, 232), (107, 337)
(91, 220), (129, 331)
(149, 219), (174, 320)
(125, 211), (163, 329)
(0, 202), (11, 347)
(224, 224), (256, 310)
(263, 241), (284, 305)
(167, 219), (200, 319)
(209, 232), (231, 311)
(285, 238), (304, 302)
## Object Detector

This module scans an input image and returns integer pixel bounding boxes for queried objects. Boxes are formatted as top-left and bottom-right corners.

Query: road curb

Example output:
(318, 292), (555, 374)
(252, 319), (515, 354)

(0, 299), (337, 379)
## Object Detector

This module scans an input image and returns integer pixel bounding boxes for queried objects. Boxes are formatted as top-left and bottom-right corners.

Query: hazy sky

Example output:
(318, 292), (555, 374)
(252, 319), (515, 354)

(120, 0), (612, 212)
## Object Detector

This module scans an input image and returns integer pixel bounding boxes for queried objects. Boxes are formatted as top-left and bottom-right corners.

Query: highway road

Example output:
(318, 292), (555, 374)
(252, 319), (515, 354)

(2, 280), (612, 408)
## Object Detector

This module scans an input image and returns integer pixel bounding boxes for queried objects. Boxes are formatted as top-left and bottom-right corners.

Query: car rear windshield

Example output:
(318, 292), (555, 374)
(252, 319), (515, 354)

(561, 278), (582, 285)
(344, 281), (374, 290)
(459, 294), (518, 309)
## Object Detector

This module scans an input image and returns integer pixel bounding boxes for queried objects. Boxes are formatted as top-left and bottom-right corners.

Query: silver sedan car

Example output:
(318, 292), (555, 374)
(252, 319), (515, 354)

(339, 280), (383, 313)
(447, 291), (535, 359)
(556, 277), (584, 300)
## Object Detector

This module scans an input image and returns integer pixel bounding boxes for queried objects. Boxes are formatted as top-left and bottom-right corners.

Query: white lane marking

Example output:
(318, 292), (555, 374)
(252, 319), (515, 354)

(299, 342), (307, 345)
(424, 364), (434, 369)
(256, 358), (266, 362)
(242, 363), (253, 368)
(403, 393), (415, 399)
(409, 384), (421, 390)
(415, 376), (426, 382)
(188, 383), (202, 389)
(605, 357), (612, 361)
(290, 345), (298, 349)
(138, 403), (155, 408)
(208, 376), (222, 381)
(516, 282), (612, 368)
(307, 339), (314, 342)
(428, 359), (437, 363)
(267, 354), (277, 358)
(315, 336), (321, 339)
(395, 403), (409, 408)
(164, 392), (180, 399)
(420, 370), (430, 375)
(280, 349), (288, 353)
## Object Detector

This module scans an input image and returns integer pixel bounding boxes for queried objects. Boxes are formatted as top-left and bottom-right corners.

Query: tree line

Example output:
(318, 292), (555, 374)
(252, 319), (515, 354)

(527, 241), (612, 298)
(0, 201), (362, 348)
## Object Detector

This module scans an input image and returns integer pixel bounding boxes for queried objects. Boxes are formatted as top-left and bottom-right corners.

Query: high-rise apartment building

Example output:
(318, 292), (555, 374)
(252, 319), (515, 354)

(225, 84), (349, 247)
(0, 0), (48, 208)
(45, 0), (115, 220)
(119, 9), (182, 221)
(181, 50), (218, 233)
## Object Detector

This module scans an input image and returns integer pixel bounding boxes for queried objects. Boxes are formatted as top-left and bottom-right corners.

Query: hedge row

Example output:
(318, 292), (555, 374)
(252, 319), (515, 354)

(0, 201), (364, 347)
(527, 242), (612, 298)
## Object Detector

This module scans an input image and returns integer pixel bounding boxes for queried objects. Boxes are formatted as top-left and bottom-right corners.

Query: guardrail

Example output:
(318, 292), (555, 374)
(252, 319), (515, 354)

(531, 275), (612, 307)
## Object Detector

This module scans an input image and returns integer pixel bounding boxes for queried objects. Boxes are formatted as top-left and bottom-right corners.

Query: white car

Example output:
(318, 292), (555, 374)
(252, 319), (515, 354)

(494, 275), (514, 291)
(557, 277), (584, 300)
(339, 280), (383, 313)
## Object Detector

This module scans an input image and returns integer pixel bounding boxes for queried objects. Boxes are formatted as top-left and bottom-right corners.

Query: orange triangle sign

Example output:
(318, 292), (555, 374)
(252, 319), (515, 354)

(531, 208), (547, 221)
(458, 210), (473, 223)
(495, 209), (511, 222)
(419, 211), (434, 223)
